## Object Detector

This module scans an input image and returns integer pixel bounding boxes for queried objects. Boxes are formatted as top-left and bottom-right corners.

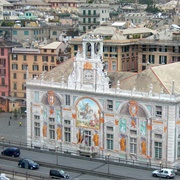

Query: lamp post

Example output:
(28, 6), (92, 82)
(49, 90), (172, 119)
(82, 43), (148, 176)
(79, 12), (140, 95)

(107, 154), (110, 177)
(159, 161), (162, 180)
(1, 137), (5, 151)
(56, 146), (59, 165)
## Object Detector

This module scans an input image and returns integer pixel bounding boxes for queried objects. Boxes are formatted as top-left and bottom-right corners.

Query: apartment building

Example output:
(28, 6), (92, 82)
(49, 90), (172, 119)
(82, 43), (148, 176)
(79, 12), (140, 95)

(9, 41), (66, 112)
(78, 3), (110, 33)
(0, 39), (22, 112)
(70, 25), (155, 73)
(138, 29), (180, 72)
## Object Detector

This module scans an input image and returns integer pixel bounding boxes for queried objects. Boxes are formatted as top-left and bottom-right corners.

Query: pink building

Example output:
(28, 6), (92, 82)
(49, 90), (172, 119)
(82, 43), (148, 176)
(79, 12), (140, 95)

(0, 39), (22, 112)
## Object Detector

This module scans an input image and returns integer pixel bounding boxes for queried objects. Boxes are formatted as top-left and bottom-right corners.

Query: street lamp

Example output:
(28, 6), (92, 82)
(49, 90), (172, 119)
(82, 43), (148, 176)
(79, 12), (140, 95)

(56, 146), (59, 165)
(107, 153), (110, 177)
(159, 161), (162, 180)
(1, 137), (5, 151)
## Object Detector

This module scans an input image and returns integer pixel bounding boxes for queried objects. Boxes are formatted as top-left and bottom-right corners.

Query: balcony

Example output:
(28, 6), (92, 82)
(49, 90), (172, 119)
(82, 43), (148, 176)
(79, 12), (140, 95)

(79, 21), (100, 25)
(78, 13), (100, 17)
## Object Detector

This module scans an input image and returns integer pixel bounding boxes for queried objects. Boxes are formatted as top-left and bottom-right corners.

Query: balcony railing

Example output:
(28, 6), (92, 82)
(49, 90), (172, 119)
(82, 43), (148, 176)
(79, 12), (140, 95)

(78, 13), (100, 17)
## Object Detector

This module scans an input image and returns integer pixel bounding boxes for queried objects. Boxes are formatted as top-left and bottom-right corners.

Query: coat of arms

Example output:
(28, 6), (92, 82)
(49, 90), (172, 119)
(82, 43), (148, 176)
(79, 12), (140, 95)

(48, 91), (55, 106)
(129, 100), (138, 117)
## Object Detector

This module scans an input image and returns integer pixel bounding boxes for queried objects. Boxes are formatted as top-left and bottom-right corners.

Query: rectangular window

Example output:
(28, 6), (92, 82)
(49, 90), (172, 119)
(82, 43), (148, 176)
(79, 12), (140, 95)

(65, 95), (70, 106)
(34, 122), (40, 137)
(24, 30), (29, 35)
(154, 142), (162, 159)
(107, 100), (113, 111)
(142, 55), (146, 63)
(104, 47), (108, 52)
(22, 64), (27, 70)
(156, 106), (162, 118)
(33, 65), (39, 71)
(107, 126), (113, 131)
(149, 55), (155, 64)
(64, 120), (70, 124)
(112, 61), (116, 71)
(12, 54), (18, 60)
(52, 31), (57, 35)
(51, 56), (54, 62)
(34, 91), (39, 102)
(130, 138), (137, 154)
(22, 83), (26, 90)
(49, 125), (55, 139)
(106, 134), (113, 150)
(23, 55), (26, 61)
(1, 48), (4, 56)
(12, 64), (18, 70)
(84, 130), (91, 146)
(49, 118), (55, 122)
(130, 130), (137, 135)
(34, 115), (40, 120)
(13, 73), (16, 79)
(34, 55), (37, 61)
(159, 56), (167, 64)
(155, 134), (162, 139)
(64, 127), (71, 142)
(13, 83), (17, 90)
(1, 78), (5, 85)
(13, 30), (17, 35)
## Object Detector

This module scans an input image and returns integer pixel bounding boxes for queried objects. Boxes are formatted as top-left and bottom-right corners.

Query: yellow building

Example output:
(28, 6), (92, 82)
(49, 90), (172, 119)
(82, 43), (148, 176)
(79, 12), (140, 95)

(9, 41), (66, 112)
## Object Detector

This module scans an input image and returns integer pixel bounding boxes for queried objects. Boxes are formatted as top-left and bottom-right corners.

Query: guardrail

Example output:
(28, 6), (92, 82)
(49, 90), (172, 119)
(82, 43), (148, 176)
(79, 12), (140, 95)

(0, 139), (179, 176)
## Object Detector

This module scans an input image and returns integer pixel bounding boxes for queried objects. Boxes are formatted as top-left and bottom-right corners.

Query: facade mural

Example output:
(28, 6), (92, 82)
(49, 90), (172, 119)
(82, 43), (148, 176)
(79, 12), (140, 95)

(76, 128), (84, 144)
(119, 117), (127, 133)
(92, 130), (99, 146)
(140, 121), (146, 136)
(120, 134), (126, 152)
(56, 125), (62, 140)
(141, 137), (147, 156)
(76, 98), (100, 129)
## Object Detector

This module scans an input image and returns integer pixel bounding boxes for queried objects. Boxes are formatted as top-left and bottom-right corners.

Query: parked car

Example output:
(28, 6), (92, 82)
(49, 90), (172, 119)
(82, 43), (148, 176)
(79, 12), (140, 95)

(0, 173), (10, 180)
(152, 168), (175, 179)
(49, 169), (69, 179)
(18, 158), (39, 170)
(1, 147), (20, 157)
(172, 163), (180, 174)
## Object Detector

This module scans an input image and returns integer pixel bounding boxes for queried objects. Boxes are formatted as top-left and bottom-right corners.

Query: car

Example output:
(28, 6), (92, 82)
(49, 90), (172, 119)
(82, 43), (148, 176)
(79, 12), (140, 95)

(18, 158), (39, 170)
(0, 173), (10, 180)
(172, 163), (180, 173)
(49, 169), (70, 179)
(152, 168), (175, 179)
(1, 147), (20, 157)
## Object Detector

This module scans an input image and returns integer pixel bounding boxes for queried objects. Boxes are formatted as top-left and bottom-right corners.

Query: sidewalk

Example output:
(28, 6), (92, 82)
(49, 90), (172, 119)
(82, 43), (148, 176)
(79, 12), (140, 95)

(0, 113), (27, 144)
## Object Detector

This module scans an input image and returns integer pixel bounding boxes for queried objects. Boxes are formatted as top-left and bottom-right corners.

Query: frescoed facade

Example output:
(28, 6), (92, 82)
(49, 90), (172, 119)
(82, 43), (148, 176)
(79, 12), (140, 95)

(26, 34), (180, 167)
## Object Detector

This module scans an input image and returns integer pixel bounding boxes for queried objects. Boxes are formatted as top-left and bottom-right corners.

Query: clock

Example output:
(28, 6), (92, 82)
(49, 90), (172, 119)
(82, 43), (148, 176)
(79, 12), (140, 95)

(83, 70), (94, 84)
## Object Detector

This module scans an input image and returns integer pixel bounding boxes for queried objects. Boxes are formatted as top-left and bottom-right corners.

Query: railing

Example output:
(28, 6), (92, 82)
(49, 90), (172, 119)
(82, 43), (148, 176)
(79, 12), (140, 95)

(0, 139), (178, 174)
(78, 21), (100, 25)
(78, 13), (100, 17)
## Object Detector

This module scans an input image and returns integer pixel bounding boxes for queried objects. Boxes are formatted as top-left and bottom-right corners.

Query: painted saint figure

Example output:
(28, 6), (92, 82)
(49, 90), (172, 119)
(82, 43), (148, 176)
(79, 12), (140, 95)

(120, 136), (126, 152)
(56, 125), (62, 140)
(76, 129), (83, 144)
(141, 140), (146, 156)
(43, 122), (47, 137)
(93, 132), (99, 146)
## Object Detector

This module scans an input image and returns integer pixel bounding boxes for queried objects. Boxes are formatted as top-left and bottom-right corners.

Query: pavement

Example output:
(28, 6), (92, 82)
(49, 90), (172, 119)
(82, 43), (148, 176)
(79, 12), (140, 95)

(0, 112), (29, 180)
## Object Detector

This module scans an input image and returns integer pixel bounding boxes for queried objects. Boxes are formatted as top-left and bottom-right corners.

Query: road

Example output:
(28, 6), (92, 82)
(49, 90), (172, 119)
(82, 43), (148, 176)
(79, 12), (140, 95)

(1, 148), (177, 180)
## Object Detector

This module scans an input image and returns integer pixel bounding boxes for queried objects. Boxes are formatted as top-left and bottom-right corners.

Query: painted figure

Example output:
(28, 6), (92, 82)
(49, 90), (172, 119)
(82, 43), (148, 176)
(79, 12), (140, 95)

(120, 136), (126, 151)
(93, 131), (99, 146)
(43, 122), (47, 137)
(141, 140), (146, 156)
(56, 125), (62, 140)
(131, 118), (136, 128)
(76, 129), (83, 144)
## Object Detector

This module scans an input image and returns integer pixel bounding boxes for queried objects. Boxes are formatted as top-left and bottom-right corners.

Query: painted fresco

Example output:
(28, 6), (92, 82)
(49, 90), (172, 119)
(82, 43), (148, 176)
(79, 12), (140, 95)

(140, 121), (146, 136)
(119, 117), (127, 133)
(76, 98), (100, 129)
(120, 134), (126, 152)
(56, 109), (61, 124)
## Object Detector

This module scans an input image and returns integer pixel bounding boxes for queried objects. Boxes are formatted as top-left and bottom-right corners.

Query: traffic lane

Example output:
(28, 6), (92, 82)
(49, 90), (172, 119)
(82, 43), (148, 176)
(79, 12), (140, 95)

(19, 149), (161, 179)
(0, 159), (113, 180)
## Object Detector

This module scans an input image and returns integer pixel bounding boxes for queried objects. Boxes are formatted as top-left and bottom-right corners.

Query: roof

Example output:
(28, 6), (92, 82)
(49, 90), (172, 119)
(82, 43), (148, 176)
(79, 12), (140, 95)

(118, 62), (180, 94)
(40, 41), (62, 50)
(40, 57), (74, 82)
(112, 22), (126, 26)
(122, 27), (155, 35)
